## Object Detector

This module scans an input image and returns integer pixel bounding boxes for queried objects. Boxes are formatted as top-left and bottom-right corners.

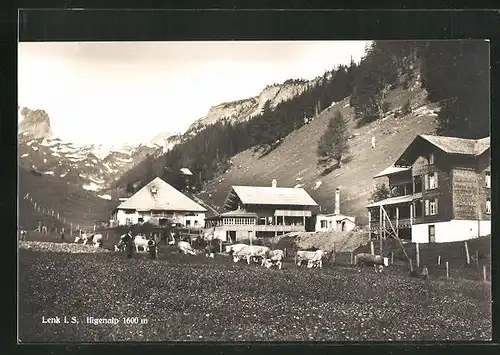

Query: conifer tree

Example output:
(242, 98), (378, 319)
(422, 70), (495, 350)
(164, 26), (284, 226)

(317, 110), (349, 167)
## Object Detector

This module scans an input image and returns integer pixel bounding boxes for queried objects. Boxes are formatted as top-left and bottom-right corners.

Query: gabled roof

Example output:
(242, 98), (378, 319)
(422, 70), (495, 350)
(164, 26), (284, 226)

(394, 135), (490, 166)
(419, 135), (490, 155)
(374, 165), (411, 178)
(116, 177), (206, 212)
(225, 185), (318, 207)
(366, 192), (423, 208)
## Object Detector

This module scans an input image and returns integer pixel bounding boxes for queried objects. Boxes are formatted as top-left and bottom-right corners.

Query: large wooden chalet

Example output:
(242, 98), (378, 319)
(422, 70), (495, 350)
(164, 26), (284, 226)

(111, 177), (206, 228)
(205, 179), (319, 242)
(366, 134), (490, 243)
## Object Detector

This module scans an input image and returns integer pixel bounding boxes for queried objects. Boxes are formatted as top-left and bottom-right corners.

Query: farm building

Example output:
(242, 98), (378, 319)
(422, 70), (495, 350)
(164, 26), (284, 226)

(111, 177), (206, 227)
(366, 134), (490, 243)
(314, 188), (356, 232)
(205, 179), (319, 242)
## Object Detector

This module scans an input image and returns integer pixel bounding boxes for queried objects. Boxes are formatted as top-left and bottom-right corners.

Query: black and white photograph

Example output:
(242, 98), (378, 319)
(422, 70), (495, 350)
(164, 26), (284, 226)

(18, 37), (491, 342)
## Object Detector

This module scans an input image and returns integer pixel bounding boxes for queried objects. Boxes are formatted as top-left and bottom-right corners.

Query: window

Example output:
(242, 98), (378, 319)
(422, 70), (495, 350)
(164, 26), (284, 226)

(486, 172), (491, 188)
(194, 220), (198, 225)
(423, 174), (429, 190)
(486, 199), (491, 214)
(138, 217), (144, 223)
(320, 220), (327, 228)
(429, 153), (435, 165)
(186, 220), (191, 226)
(429, 172), (439, 189)
(426, 198), (438, 216)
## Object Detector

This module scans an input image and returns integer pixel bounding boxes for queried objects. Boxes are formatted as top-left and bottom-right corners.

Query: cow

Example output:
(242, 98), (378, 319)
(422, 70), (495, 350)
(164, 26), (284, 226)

(225, 243), (248, 255)
(295, 250), (327, 269)
(262, 249), (284, 269)
(89, 234), (103, 248)
(233, 245), (270, 265)
(354, 253), (389, 272)
(115, 232), (134, 258)
(177, 241), (199, 255)
(133, 235), (149, 252)
(114, 233), (130, 251)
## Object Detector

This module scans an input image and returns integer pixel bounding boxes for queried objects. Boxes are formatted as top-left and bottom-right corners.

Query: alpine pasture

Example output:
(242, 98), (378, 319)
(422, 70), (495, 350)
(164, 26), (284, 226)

(18, 233), (491, 342)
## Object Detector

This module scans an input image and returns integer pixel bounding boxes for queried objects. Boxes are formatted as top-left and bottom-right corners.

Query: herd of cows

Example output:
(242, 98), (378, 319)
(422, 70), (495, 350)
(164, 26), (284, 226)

(76, 231), (390, 271)
(19, 228), (390, 271)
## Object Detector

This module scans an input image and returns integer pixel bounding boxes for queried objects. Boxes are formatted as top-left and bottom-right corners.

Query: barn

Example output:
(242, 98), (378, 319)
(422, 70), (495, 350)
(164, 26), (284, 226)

(111, 177), (206, 227)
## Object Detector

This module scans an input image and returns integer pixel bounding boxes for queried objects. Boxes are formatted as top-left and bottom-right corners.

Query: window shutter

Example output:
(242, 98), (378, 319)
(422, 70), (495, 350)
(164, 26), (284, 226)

(425, 200), (429, 216)
(434, 198), (438, 215)
(424, 174), (429, 190)
(434, 172), (439, 188)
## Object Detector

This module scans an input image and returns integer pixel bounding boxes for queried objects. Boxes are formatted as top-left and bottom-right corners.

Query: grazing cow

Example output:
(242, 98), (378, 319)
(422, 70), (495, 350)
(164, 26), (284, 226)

(133, 235), (149, 252)
(177, 241), (199, 255)
(354, 253), (389, 272)
(295, 250), (327, 269)
(262, 249), (284, 269)
(233, 245), (270, 265)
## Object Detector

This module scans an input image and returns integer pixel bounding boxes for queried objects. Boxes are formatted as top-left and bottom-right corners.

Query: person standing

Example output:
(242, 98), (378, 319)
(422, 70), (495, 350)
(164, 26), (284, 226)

(148, 235), (157, 259)
(60, 227), (65, 242)
(122, 231), (134, 259)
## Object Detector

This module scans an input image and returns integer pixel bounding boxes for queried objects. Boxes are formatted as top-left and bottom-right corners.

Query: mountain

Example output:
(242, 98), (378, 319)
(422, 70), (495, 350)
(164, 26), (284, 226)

(186, 79), (318, 135)
(17, 106), (169, 193)
(18, 107), (53, 139)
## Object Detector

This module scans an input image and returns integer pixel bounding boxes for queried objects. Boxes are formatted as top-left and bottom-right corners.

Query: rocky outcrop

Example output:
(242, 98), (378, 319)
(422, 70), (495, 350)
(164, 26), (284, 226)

(18, 107), (53, 140)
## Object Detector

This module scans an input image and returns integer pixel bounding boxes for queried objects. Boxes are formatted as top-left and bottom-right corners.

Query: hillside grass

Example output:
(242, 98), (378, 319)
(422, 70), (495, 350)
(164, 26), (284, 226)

(19, 167), (116, 230)
(196, 86), (438, 223)
(19, 241), (491, 342)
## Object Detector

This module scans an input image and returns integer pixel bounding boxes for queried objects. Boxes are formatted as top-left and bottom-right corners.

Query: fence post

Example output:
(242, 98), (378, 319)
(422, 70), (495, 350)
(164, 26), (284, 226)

(409, 258), (413, 272)
(464, 241), (470, 264)
(70, 223), (73, 238)
(94, 224), (96, 232)
(219, 238), (222, 253)
(332, 243), (336, 264)
(483, 265), (487, 283)
(284, 248), (287, 258)
(438, 255), (441, 266)
(370, 241), (374, 255)
(350, 251), (354, 265)
(446, 262), (449, 279)
(476, 250), (479, 267)
(416, 242), (420, 268)
(391, 251), (394, 265)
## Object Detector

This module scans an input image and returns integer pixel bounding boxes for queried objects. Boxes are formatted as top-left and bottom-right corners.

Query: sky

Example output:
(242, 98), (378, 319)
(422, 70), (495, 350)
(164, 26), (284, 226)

(18, 41), (371, 148)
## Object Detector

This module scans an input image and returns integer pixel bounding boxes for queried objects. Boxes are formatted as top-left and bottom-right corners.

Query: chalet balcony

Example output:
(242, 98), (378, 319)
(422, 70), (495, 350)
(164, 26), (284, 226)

(369, 218), (412, 231)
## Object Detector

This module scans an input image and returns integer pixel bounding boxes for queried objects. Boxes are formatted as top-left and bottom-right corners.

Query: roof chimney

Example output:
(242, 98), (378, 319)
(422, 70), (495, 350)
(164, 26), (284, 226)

(271, 179), (277, 188)
(334, 188), (340, 215)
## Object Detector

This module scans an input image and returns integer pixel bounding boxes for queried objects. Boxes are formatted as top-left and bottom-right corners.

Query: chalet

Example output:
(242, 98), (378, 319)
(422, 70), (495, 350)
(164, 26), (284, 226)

(314, 188), (356, 232)
(111, 177), (206, 227)
(366, 134), (490, 243)
(205, 179), (319, 242)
